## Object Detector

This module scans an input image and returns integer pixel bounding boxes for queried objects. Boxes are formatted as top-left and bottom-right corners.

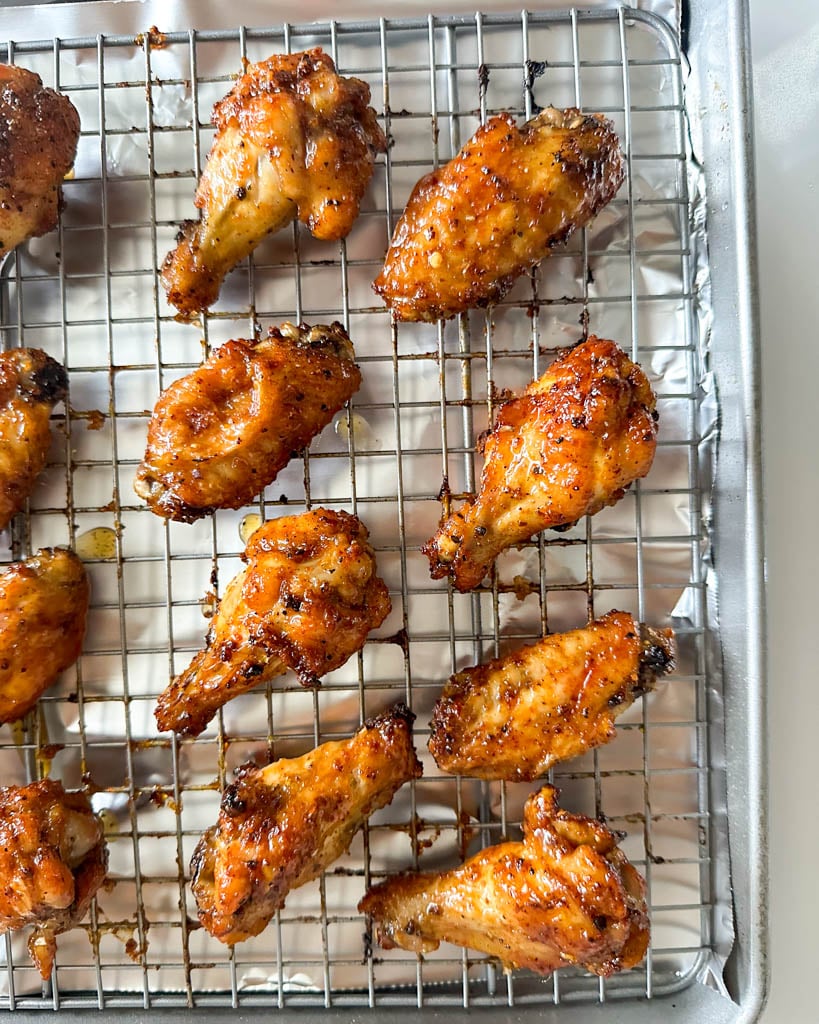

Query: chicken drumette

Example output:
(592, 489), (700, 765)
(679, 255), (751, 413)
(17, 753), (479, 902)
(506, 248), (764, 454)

(360, 784), (648, 977)
(155, 509), (391, 736)
(134, 322), (361, 522)
(162, 48), (387, 316)
(191, 704), (422, 944)
(424, 337), (658, 592)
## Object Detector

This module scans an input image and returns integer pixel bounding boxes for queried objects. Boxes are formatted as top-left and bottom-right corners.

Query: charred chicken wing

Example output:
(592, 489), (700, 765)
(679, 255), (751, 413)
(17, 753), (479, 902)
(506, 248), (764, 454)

(374, 106), (624, 322)
(360, 784), (648, 977)
(0, 64), (80, 255)
(134, 322), (361, 522)
(155, 508), (391, 736)
(0, 779), (107, 978)
(162, 48), (387, 316)
(430, 611), (675, 780)
(424, 337), (658, 591)
(191, 704), (422, 944)
(0, 548), (89, 725)
(0, 348), (68, 530)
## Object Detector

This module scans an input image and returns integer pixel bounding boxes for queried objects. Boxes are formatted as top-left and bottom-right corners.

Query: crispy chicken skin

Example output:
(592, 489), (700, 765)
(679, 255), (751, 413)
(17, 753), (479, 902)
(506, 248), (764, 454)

(134, 322), (361, 522)
(0, 347), (68, 531)
(430, 611), (675, 781)
(0, 779), (107, 978)
(191, 704), (422, 944)
(360, 784), (648, 977)
(155, 509), (391, 736)
(0, 548), (89, 725)
(374, 107), (624, 322)
(424, 337), (658, 592)
(162, 48), (387, 316)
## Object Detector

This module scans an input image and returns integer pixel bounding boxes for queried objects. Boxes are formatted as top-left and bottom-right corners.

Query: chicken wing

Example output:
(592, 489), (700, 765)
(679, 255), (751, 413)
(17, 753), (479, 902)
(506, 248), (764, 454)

(0, 347), (68, 531)
(0, 779), (107, 978)
(191, 703), (422, 944)
(374, 106), (623, 322)
(134, 322), (361, 522)
(155, 508), (391, 736)
(0, 547), (89, 725)
(430, 611), (675, 781)
(0, 65), (80, 255)
(162, 48), (387, 317)
(424, 337), (658, 592)
(359, 784), (648, 977)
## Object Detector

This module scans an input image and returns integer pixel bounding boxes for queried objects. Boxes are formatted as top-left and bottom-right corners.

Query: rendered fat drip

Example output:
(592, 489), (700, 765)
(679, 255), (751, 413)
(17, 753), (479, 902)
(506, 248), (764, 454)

(75, 527), (117, 560)
(238, 513), (263, 544)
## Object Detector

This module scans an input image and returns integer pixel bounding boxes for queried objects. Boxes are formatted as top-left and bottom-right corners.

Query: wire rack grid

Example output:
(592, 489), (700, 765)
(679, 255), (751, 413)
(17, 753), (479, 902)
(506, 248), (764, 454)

(0, 5), (715, 1013)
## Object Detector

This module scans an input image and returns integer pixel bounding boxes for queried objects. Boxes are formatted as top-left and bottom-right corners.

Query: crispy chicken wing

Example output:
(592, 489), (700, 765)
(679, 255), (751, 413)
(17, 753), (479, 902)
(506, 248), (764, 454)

(0, 779), (107, 978)
(0, 547), (89, 725)
(162, 48), (387, 316)
(360, 784), (648, 977)
(0, 347), (68, 531)
(155, 508), (391, 736)
(134, 322), (361, 522)
(424, 337), (657, 592)
(0, 65), (80, 254)
(430, 611), (675, 781)
(191, 704), (422, 944)
(374, 107), (623, 322)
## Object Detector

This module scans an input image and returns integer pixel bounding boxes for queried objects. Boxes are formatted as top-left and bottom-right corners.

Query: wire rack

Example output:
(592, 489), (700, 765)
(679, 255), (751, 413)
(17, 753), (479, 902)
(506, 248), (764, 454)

(0, 5), (716, 1013)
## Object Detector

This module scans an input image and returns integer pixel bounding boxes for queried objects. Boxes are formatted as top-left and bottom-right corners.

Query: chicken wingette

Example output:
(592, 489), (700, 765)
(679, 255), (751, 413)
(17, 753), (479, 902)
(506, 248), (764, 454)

(430, 611), (675, 780)
(424, 337), (658, 592)
(155, 508), (391, 736)
(134, 322), (361, 522)
(359, 784), (648, 978)
(374, 106), (624, 322)
(191, 704), (422, 944)
(162, 48), (387, 316)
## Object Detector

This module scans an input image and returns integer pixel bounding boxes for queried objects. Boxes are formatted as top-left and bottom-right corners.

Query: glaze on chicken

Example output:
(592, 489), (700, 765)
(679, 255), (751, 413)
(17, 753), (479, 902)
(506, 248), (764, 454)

(134, 322), (361, 522)
(374, 107), (624, 321)
(0, 779), (107, 978)
(360, 784), (648, 977)
(0, 548), (89, 725)
(424, 337), (658, 591)
(430, 611), (675, 780)
(191, 704), (422, 944)
(0, 64), (80, 255)
(155, 509), (391, 736)
(0, 348), (68, 530)
(162, 48), (387, 316)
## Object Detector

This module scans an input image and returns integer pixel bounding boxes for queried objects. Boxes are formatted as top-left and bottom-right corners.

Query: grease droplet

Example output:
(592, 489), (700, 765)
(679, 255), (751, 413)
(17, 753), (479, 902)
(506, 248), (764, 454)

(335, 411), (376, 450)
(76, 527), (117, 560)
(239, 513), (262, 545)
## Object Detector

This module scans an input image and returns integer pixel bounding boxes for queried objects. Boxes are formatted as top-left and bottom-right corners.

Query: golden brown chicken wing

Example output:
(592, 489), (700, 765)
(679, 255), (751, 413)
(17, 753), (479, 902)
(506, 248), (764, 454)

(430, 611), (675, 781)
(134, 322), (361, 522)
(155, 508), (391, 736)
(374, 106), (623, 322)
(0, 65), (80, 254)
(424, 337), (658, 592)
(0, 779), (107, 978)
(359, 784), (648, 977)
(0, 347), (68, 531)
(191, 703), (422, 944)
(0, 548), (89, 725)
(162, 48), (387, 317)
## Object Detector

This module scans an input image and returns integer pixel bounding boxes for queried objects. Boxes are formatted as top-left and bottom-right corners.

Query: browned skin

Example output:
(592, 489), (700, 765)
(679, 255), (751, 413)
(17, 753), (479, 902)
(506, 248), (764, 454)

(360, 784), (648, 977)
(423, 337), (658, 592)
(134, 322), (361, 522)
(155, 509), (391, 737)
(162, 48), (387, 316)
(191, 704), (422, 944)
(374, 107), (624, 322)
(0, 348), (68, 531)
(0, 779), (107, 978)
(0, 65), (80, 254)
(430, 611), (675, 781)
(0, 548), (89, 725)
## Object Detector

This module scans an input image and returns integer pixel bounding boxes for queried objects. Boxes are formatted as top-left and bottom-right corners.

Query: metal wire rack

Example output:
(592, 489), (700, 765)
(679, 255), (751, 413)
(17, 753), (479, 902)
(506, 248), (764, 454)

(0, 5), (716, 1013)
